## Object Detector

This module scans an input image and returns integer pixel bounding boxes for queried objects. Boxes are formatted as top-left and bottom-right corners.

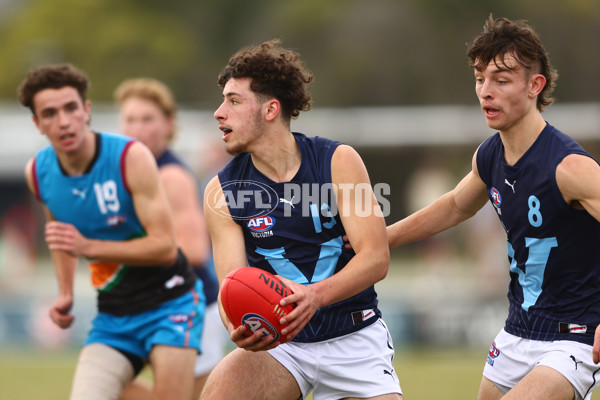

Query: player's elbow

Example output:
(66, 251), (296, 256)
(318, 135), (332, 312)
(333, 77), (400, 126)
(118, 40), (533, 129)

(376, 251), (390, 282)
(161, 246), (179, 266)
(368, 247), (390, 283)
(179, 240), (210, 267)
(153, 235), (178, 265)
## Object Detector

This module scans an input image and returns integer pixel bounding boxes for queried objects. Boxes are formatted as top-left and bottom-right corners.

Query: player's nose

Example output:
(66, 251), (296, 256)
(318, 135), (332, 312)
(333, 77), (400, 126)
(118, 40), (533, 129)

(214, 102), (226, 121)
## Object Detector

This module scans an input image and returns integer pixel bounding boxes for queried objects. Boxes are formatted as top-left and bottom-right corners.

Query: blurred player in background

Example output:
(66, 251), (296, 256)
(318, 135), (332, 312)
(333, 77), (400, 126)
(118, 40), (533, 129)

(114, 77), (224, 399)
(202, 40), (402, 400)
(386, 15), (600, 400)
(19, 64), (204, 400)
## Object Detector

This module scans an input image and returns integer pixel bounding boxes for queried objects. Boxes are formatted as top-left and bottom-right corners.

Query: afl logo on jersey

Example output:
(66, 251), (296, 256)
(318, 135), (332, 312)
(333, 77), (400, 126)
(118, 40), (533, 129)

(489, 187), (502, 207)
(247, 216), (276, 231)
(106, 214), (126, 227)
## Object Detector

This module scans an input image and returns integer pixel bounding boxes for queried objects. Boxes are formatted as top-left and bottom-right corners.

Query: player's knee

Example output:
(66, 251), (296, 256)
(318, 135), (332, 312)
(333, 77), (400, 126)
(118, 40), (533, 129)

(70, 343), (135, 400)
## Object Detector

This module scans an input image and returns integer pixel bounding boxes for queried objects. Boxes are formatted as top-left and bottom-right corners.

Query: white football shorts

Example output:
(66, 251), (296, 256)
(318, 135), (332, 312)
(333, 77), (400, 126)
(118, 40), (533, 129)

(483, 328), (600, 400)
(268, 318), (402, 400)
(194, 301), (228, 376)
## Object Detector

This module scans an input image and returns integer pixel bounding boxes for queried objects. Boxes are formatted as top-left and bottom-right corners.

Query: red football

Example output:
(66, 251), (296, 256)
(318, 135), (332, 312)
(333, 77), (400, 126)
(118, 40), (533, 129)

(221, 267), (295, 343)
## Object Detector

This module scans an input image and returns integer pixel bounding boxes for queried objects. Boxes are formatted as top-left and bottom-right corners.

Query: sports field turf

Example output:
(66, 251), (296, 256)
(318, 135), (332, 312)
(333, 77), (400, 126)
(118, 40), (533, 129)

(4, 345), (595, 399)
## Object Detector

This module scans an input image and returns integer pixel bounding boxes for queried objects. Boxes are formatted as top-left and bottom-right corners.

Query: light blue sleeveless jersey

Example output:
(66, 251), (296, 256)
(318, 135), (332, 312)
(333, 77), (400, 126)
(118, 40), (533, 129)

(34, 132), (140, 240)
(33, 132), (197, 315)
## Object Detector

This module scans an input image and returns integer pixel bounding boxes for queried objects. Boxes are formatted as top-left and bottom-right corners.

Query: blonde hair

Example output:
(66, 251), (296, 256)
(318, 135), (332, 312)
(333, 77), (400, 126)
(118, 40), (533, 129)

(114, 78), (178, 141)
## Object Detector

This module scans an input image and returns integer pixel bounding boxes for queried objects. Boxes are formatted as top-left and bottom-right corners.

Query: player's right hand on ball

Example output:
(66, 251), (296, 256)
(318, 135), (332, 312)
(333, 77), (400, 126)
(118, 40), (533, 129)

(49, 295), (75, 329)
(277, 276), (320, 342)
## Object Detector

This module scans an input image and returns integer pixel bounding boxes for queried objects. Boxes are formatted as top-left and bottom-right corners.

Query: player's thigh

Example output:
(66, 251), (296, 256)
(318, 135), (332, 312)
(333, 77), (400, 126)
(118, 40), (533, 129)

(119, 379), (152, 400)
(201, 347), (301, 400)
(477, 376), (504, 400)
(149, 344), (197, 397)
(502, 365), (574, 400)
(193, 374), (210, 400)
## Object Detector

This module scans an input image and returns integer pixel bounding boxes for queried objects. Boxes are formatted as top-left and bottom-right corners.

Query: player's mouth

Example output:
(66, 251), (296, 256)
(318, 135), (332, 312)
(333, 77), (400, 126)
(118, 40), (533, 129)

(60, 133), (76, 144)
(219, 126), (233, 141)
(483, 106), (501, 118)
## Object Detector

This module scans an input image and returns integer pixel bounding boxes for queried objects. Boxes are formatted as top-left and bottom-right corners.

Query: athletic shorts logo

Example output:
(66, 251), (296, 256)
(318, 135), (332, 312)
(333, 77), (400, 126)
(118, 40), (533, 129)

(489, 187), (502, 207)
(487, 341), (501, 366)
(164, 274), (185, 289)
(247, 216), (276, 232)
(169, 313), (190, 323)
(242, 313), (280, 341)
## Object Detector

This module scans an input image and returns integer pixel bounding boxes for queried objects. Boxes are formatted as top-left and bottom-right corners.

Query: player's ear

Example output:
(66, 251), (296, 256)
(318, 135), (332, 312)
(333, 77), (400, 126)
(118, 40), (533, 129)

(528, 73), (546, 99)
(264, 99), (281, 122)
(31, 114), (40, 130)
(84, 100), (92, 125)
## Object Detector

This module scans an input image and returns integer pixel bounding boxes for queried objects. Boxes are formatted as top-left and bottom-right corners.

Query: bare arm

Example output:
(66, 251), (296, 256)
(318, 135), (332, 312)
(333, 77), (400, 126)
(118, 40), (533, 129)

(387, 150), (489, 249)
(44, 141), (178, 265)
(556, 154), (600, 364)
(556, 154), (600, 221)
(279, 145), (390, 339)
(204, 176), (267, 347)
(160, 164), (210, 266)
(308, 145), (389, 303)
(203, 176), (248, 286)
(25, 158), (77, 329)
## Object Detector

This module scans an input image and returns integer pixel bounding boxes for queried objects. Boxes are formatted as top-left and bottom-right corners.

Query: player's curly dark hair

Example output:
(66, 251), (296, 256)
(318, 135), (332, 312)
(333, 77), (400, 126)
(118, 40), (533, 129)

(18, 63), (89, 115)
(217, 39), (313, 121)
(467, 15), (558, 111)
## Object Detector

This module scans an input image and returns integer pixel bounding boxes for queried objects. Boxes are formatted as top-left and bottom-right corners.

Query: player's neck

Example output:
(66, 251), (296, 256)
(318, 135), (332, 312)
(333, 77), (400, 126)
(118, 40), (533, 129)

(250, 130), (301, 183)
(499, 112), (546, 166)
(57, 129), (98, 176)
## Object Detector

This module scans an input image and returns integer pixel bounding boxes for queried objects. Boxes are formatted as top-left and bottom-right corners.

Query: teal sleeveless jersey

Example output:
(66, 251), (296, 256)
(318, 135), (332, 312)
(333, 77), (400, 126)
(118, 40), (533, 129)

(33, 132), (196, 315)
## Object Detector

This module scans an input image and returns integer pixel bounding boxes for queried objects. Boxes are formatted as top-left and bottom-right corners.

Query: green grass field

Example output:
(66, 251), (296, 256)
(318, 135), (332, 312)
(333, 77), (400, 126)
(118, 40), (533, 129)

(0, 346), (495, 399)
(0, 346), (597, 399)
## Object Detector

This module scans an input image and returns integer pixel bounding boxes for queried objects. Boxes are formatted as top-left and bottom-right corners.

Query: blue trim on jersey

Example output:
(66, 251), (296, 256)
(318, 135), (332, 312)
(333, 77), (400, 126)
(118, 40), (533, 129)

(34, 133), (199, 315)
(477, 122), (600, 345)
(218, 132), (381, 343)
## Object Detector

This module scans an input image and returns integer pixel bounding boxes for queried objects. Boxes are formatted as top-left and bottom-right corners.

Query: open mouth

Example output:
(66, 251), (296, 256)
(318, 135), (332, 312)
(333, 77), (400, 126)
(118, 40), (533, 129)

(219, 124), (232, 134)
(483, 107), (500, 118)
(220, 126), (233, 140)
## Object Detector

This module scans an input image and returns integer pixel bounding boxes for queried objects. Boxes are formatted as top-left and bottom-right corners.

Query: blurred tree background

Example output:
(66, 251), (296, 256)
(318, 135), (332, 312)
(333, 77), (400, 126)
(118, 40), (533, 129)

(0, 0), (598, 109)
(1, 0), (600, 368)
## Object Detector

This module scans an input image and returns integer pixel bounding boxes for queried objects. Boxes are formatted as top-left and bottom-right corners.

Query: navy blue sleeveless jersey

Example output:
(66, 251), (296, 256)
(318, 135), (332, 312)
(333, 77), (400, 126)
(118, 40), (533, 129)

(156, 149), (219, 305)
(477, 123), (600, 345)
(217, 132), (381, 343)
(33, 132), (196, 316)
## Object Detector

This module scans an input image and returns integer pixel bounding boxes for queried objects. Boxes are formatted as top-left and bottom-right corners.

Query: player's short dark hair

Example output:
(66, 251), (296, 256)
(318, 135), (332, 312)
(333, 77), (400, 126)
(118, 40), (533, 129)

(17, 63), (90, 115)
(217, 39), (313, 121)
(467, 15), (558, 111)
